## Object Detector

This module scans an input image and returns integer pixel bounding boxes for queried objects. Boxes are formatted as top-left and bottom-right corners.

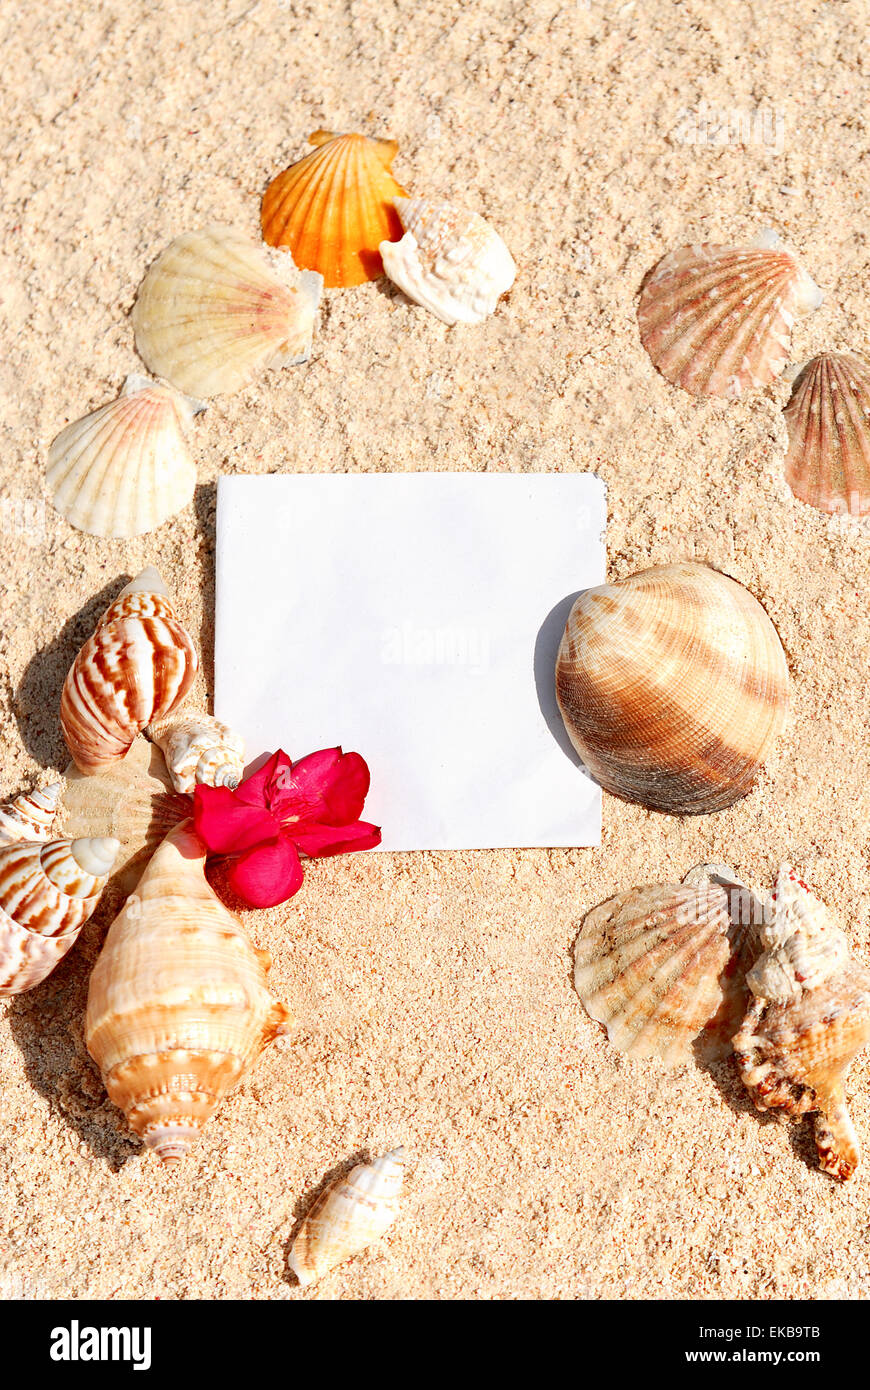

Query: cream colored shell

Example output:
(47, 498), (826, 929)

(0, 781), (62, 846)
(782, 352), (870, 516)
(147, 710), (245, 793)
(46, 375), (200, 539)
(289, 1148), (406, 1285)
(60, 567), (199, 776)
(85, 821), (293, 1163)
(380, 197), (516, 325)
(637, 232), (823, 398)
(0, 835), (119, 996)
(132, 225), (323, 397)
(555, 562), (790, 815)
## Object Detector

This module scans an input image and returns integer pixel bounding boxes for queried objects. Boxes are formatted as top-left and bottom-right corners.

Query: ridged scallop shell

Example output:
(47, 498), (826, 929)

(734, 866), (870, 1180)
(262, 131), (407, 288)
(574, 865), (759, 1064)
(0, 835), (119, 996)
(782, 352), (870, 516)
(132, 226), (323, 397)
(0, 781), (61, 846)
(61, 737), (191, 897)
(289, 1148), (406, 1286)
(147, 710), (245, 793)
(380, 197), (516, 325)
(85, 821), (293, 1163)
(555, 562), (790, 815)
(637, 233), (823, 398)
(46, 375), (201, 539)
(60, 567), (199, 777)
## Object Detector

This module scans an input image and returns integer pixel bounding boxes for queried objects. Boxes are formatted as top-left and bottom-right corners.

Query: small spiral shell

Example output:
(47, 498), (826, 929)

(0, 781), (62, 847)
(289, 1148), (406, 1286)
(0, 835), (119, 996)
(380, 197), (516, 325)
(60, 567), (199, 777)
(147, 710), (245, 794)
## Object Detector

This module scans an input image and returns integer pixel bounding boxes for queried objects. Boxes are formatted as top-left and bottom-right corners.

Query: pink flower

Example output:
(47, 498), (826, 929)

(193, 748), (381, 908)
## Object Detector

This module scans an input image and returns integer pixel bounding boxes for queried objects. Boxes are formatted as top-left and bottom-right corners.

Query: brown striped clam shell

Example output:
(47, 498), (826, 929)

(0, 835), (119, 995)
(555, 562), (790, 815)
(782, 352), (870, 516)
(60, 567), (199, 777)
(637, 233), (823, 398)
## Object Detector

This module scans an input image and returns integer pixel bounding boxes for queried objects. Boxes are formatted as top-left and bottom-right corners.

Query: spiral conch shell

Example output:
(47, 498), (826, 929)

(85, 821), (293, 1163)
(132, 226), (323, 397)
(555, 562), (790, 815)
(575, 863), (870, 1178)
(637, 231), (823, 398)
(147, 710), (245, 794)
(289, 1148), (406, 1286)
(0, 835), (119, 996)
(734, 866), (870, 1180)
(61, 737), (191, 898)
(60, 567), (199, 777)
(782, 352), (870, 517)
(262, 131), (408, 287)
(380, 197), (516, 325)
(46, 374), (201, 539)
(0, 781), (62, 846)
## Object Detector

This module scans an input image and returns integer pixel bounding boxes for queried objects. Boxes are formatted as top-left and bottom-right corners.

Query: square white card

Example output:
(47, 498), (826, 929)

(215, 473), (606, 851)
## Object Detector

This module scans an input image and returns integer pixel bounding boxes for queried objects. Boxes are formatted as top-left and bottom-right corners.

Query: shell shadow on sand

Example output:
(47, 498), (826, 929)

(534, 591), (587, 771)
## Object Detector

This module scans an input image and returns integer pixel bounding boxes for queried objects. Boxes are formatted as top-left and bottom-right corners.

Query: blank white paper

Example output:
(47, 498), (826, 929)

(215, 473), (606, 851)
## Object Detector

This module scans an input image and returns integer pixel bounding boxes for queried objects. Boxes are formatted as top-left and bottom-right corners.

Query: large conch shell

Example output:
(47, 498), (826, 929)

(261, 131), (408, 287)
(147, 710), (245, 794)
(734, 865), (870, 1180)
(380, 197), (516, 325)
(85, 821), (293, 1163)
(782, 352), (870, 517)
(132, 226), (323, 397)
(0, 835), (119, 996)
(555, 562), (790, 815)
(574, 864), (759, 1065)
(61, 737), (191, 897)
(289, 1147), (406, 1286)
(637, 231), (823, 398)
(46, 374), (201, 539)
(60, 567), (199, 777)
(0, 781), (62, 846)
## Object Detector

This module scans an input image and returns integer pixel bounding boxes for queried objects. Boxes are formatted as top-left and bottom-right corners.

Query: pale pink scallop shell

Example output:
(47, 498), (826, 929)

(782, 352), (870, 516)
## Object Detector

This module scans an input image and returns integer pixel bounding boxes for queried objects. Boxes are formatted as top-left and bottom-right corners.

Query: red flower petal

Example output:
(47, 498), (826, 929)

(233, 750), (294, 809)
(273, 747), (371, 827)
(193, 785), (280, 855)
(293, 820), (382, 858)
(228, 833), (304, 908)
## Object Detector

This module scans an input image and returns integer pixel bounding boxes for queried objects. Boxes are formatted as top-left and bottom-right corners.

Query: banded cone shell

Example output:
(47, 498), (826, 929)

(0, 835), (119, 996)
(289, 1148), (406, 1286)
(555, 562), (790, 815)
(147, 710), (245, 794)
(262, 131), (407, 287)
(637, 234), (823, 398)
(85, 821), (293, 1163)
(61, 737), (191, 898)
(734, 868), (870, 1180)
(0, 781), (62, 846)
(132, 226), (323, 397)
(60, 567), (199, 776)
(574, 865), (758, 1064)
(782, 352), (870, 516)
(46, 374), (201, 539)
(380, 197), (516, 325)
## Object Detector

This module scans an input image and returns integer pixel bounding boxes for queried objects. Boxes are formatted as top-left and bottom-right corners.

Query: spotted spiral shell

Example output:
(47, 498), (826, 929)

(60, 567), (199, 776)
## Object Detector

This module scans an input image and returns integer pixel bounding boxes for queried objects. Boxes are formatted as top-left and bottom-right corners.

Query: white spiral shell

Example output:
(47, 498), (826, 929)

(380, 197), (516, 325)
(289, 1148), (406, 1286)
(147, 710), (245, 794)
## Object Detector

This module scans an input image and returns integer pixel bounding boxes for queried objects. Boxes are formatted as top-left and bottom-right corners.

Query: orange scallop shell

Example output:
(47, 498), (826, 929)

(783, 352), (870, 517)
(261, 130), (408, 288)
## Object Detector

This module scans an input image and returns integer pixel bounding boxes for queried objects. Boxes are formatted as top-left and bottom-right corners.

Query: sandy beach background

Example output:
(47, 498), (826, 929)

(1, 0), (870, 1299)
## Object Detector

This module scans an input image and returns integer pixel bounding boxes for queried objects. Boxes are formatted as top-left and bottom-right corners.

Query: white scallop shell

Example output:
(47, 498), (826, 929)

(380, 197), (516, 325)
(47, 375), (201, 539)
(132, 226), (323, 397)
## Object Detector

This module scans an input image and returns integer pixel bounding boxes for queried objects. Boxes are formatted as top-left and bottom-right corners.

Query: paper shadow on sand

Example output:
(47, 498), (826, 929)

(534, 591), (588, 774)
(12, 577), (123, 772)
